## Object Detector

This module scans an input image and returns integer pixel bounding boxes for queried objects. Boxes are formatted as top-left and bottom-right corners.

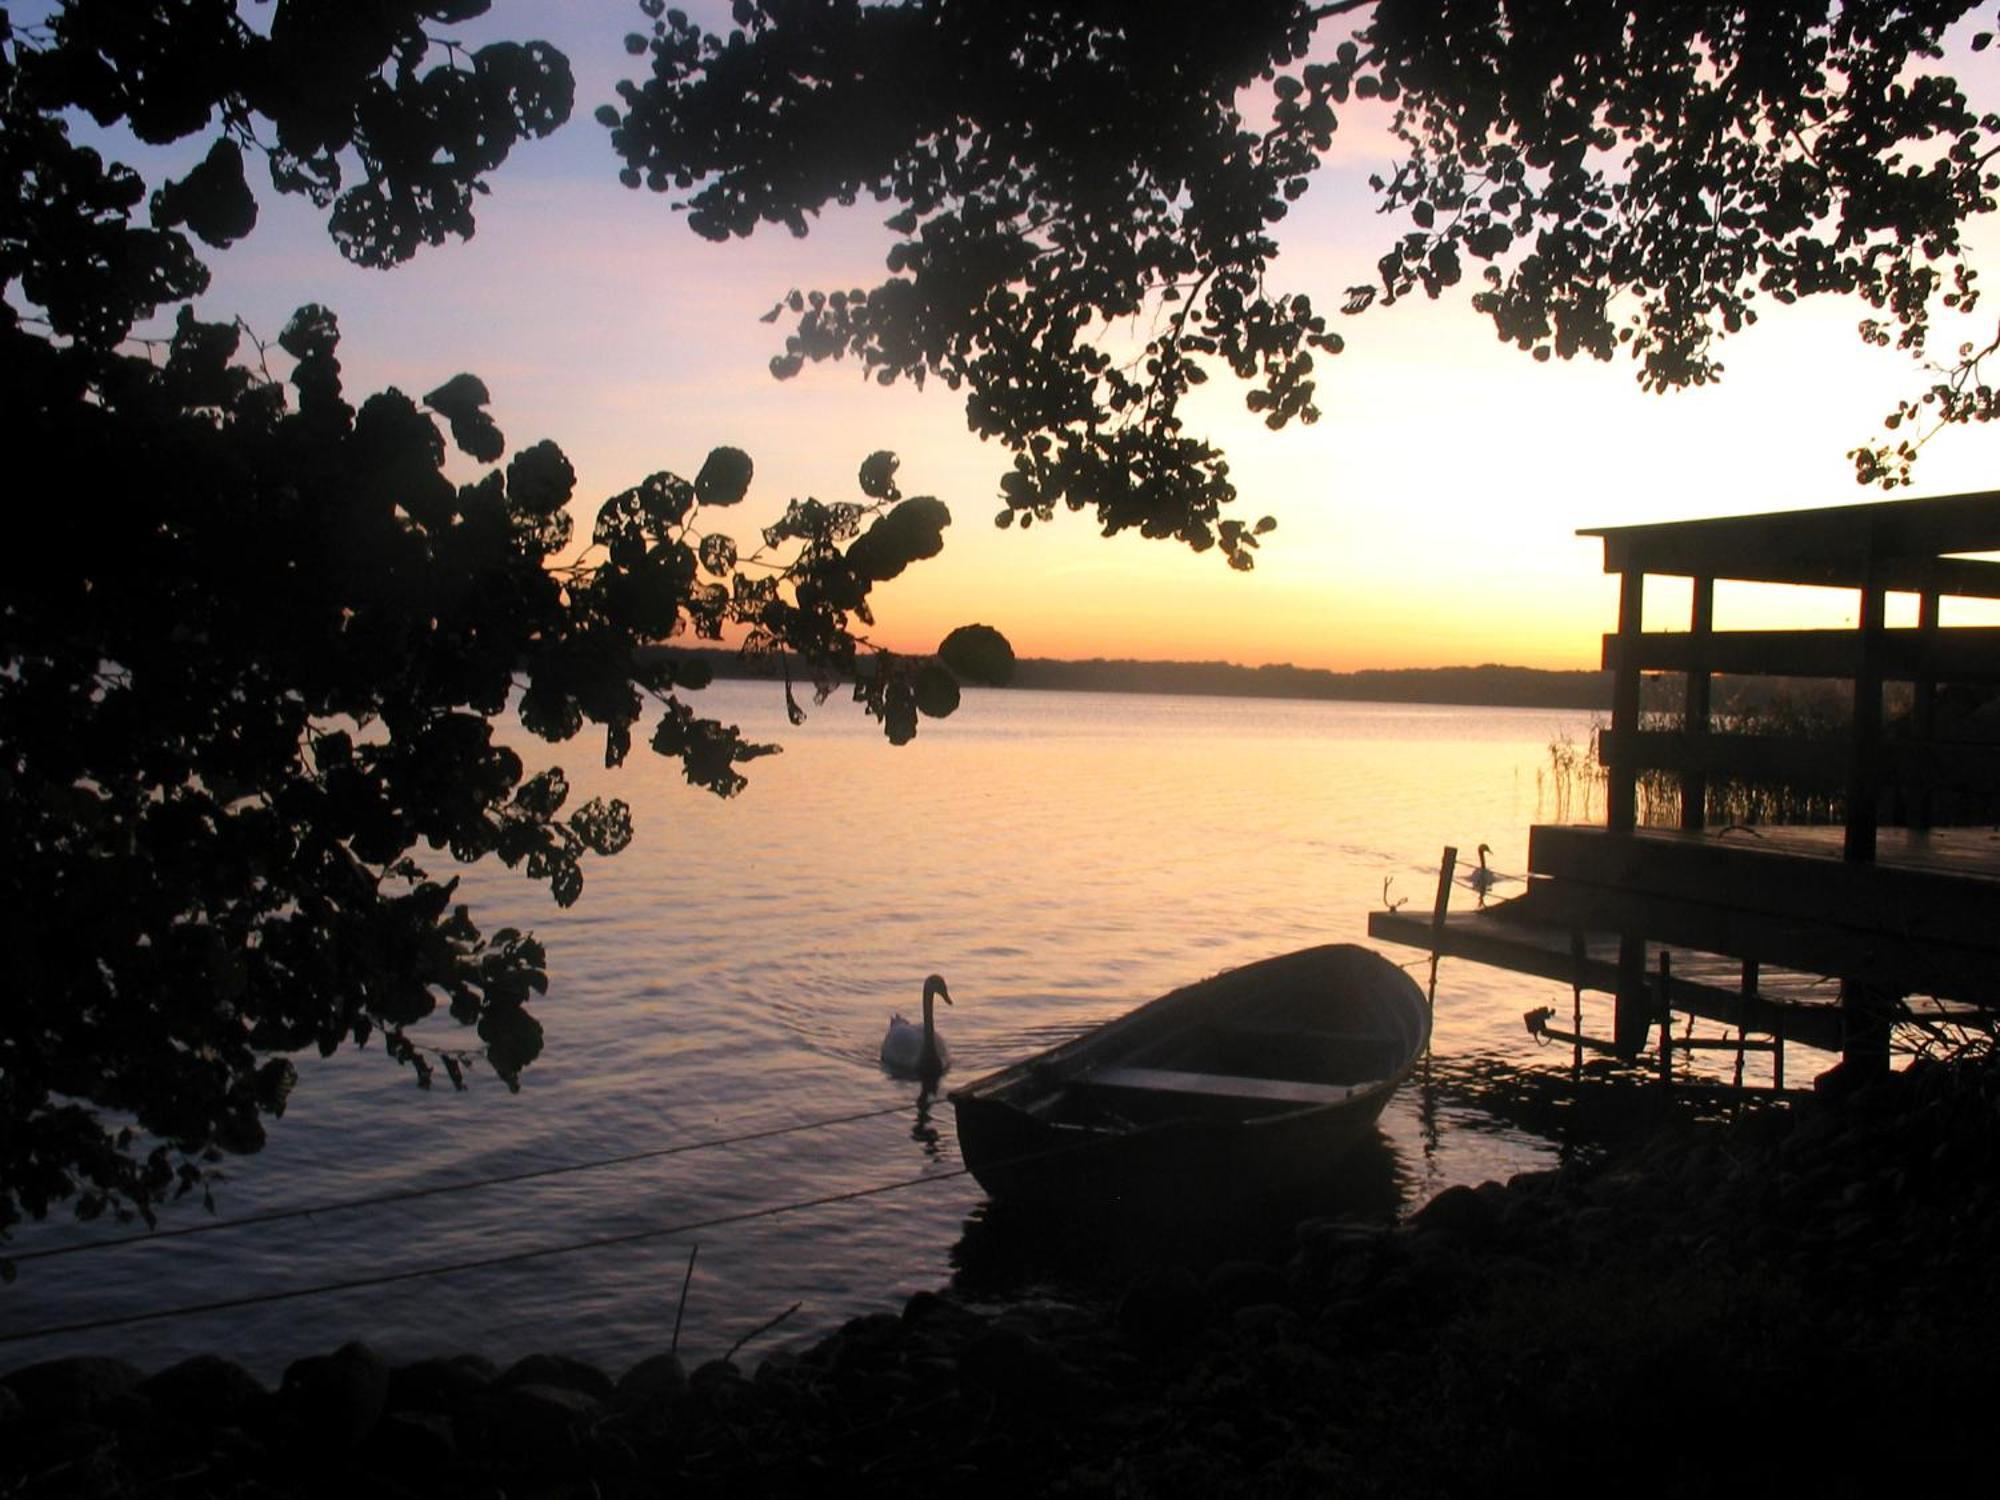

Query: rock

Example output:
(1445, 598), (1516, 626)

(902, 1290), (986, 1340)
(278, 1341), (390, 1450)
(1294, 1218), (1393, 1285)
(94, 1389), (155, 1432)
(0, 1383), (21, 1426)
(958, 1324), (1071, 1408)
(498, 1382), (604, 1428)
(1581, 1171), (1648, 1208)
(830, 1311), (906, 1368)
(497, 1352), (614, 1403)
(10, 1417), (120, 1475)
(1231, 1303), (1302, 1343)
(140, 1353), (267, 1425)
(1204, 1259), (1289, 1314)
(754, 1350), (803, 1390)
(1, 1355), (144, 1423)
(482, 1384), (603, 1476)
(387, 1354), (496, 1417)
(616, 1351), (687, 1409)
(1411, 1182), (1500, 1244)
(366, 1410), (457, 1473)
(688, 1358), (748, 1403)
(1115, 1266), (1203, 1353)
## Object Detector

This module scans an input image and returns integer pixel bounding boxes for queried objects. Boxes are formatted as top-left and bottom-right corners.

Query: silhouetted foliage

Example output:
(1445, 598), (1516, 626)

(604, 0), (2000, 497)
(9, 0), (1998, 1233)
(0, 3), (1006, 1235)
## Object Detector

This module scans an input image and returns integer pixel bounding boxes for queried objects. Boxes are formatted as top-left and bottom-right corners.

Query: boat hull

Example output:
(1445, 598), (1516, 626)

(949, 944), (1428, 1205)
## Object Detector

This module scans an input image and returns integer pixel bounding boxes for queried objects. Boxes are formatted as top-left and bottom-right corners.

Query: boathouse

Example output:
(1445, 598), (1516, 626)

(1371, 488), (2000, 1084)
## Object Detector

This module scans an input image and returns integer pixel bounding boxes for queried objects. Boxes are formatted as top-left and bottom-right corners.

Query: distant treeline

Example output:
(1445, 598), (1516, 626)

(1009, 658), (1615, 707)
(641, 646), (1616, 710)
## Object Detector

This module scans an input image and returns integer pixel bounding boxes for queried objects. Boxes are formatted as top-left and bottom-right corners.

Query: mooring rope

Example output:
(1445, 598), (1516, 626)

(0, 1122), (1127, 1348)
(0, 1162), (978, 1346)
(5, 1103), (917, 1266)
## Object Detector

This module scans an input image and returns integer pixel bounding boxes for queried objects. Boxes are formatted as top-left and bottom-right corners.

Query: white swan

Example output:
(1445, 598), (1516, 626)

(881, 974), (952, 1078)
(1467, 843), (1498, 895)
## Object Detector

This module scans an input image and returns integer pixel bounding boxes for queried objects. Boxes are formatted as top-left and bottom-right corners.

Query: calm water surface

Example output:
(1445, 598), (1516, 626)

(2, 686), (1807, 1379)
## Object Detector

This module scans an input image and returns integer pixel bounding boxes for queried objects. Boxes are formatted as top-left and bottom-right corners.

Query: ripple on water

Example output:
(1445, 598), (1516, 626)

(0, 689), (1813, 1381)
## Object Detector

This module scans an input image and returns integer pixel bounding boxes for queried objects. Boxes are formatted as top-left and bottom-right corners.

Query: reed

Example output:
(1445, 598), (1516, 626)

(1536, 726), (1607, 824)
(1536, 694), (1851, 829)
(1644, 696), (1850, 828)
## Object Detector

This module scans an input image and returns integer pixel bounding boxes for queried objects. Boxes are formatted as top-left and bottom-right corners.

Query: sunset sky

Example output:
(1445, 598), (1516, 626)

(132, 1), (2000, 671)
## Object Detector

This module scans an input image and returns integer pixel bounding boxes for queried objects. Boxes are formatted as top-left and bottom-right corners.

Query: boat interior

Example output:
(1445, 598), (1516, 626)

(1017, 1015), (1411, 1131)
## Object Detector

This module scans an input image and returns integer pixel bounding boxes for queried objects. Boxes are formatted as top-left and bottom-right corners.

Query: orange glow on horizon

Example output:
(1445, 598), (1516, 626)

(146, 3), (2000, 679)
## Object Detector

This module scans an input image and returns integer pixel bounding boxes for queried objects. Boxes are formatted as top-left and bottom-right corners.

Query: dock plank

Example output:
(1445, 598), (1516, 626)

(1367, 905), (1846, 1051)
(1530, 824), (2000, 958)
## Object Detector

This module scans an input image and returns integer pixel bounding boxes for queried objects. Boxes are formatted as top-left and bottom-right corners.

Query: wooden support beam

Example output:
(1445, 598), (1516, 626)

(1598, 730), (2000, 801)
(1616, 932), (1650, 1055)
(1583, 489), (2000, 595)
(1601, 624), (2000, 682)
(1597, 730), (1846, 793)
(1428, 845), (1456, 1010)
(1609, 569), (1644, 833)
(1846, 567), (1887, 863)
(1656, 951), (1674, 1086)
(1570, 929), (1587, 1076)
(1528, 826), (2000, 966)
(1841, 979), (1896, 1077)
(1913, 587), (1939, 831)
(1364, 907), (1847, 1051)
(1737, 958), (1758, 1090)
(1682, 576), (1714, 830)
(1514, 864), (2000, 1008)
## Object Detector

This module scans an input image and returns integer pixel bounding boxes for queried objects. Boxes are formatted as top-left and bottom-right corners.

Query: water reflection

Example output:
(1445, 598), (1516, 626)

(1422, 1049), (1792, 1157)
(4, 689), (1741, 1380)
(938, 1037), (1792, 1310)
(910, 1086), (945, 1159)
(948, 1128), (1407, 1300)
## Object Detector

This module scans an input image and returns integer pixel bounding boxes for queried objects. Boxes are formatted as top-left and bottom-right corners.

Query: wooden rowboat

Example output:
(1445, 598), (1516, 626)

(948, 944), (1430, 1205)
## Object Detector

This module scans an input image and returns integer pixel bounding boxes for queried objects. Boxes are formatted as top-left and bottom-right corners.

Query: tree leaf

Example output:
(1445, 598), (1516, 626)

(858, 450), (900, 499)
(151, 138), (258, 248)
(915, 662), (961, 718)
(938, 624), (1015, 686)
(695, 446), (754, 505)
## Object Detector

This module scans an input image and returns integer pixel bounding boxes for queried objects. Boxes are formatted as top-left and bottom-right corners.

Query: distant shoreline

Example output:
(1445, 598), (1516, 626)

(645, 646), (1614, 711)
(1007, 657), (1611, 709)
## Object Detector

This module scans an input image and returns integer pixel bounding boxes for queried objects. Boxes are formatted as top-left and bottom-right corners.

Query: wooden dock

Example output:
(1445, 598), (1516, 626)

(1370, 488), (2000, 1080)
(1368, 900), (1845, 1055)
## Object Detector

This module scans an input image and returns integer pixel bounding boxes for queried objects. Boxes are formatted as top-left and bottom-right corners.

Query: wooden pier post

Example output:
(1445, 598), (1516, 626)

(1656, 950), (1674, 1087)
(1735, 959), (1756, 1089)
(1913, 584), (1939, 830)
(1607, 567), (1644, 834)
(1569, 930), (1587, 1078)
(1614, 936), (1651, 1056)
(1605, 565), (1658, 1056)
(1844, 557), (1886, 863)
(1840, 980), (1895, 1079)
(1427, 846), (1457, 1010)
(1681, 576), (1714, 830)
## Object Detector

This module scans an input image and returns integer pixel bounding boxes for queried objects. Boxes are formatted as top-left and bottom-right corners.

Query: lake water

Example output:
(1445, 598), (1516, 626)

(0, 685), (1810, 1381)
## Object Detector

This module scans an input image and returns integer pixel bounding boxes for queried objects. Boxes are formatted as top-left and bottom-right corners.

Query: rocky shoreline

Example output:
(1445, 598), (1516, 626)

(7, 1053), (1998, 1497)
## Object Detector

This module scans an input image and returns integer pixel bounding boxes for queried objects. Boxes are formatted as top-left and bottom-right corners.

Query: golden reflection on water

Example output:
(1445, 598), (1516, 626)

(2, 684), (1823, 1381)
